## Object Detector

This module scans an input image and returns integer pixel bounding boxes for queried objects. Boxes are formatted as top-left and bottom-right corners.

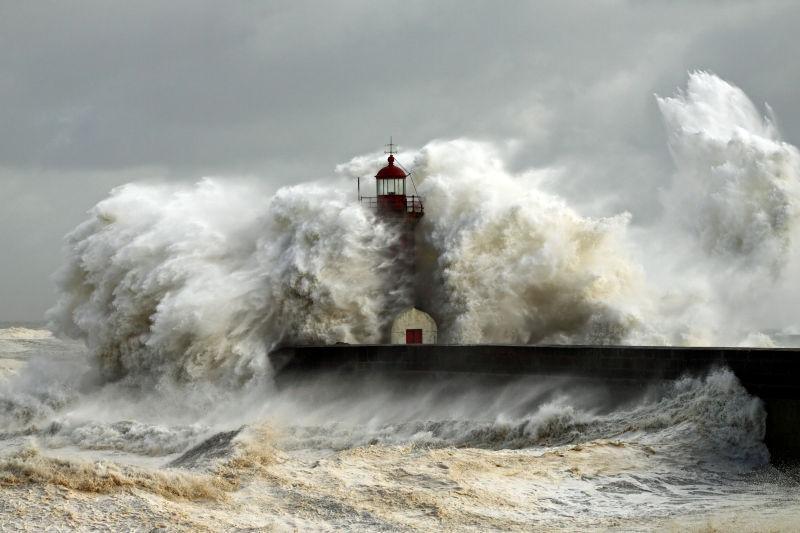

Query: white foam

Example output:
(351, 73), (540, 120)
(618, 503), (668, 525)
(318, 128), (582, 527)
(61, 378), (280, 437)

(0, 327), (53, 340)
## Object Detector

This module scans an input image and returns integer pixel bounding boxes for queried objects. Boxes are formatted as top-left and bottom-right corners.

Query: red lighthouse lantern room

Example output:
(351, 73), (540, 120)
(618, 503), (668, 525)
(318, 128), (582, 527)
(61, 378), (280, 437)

(360, 139), (424, 220)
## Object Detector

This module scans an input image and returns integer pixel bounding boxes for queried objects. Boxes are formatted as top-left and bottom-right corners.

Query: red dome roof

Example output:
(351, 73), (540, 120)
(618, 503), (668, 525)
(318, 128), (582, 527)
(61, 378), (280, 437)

(375, 155), (407, 179)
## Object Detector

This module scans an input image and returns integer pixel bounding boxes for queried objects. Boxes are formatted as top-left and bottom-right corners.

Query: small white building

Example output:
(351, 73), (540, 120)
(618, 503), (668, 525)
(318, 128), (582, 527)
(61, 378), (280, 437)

(390, 307), (437, 344)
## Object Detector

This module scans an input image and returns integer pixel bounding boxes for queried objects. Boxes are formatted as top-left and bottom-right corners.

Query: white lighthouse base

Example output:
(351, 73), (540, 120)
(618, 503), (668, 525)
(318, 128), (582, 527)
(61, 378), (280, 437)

(390, 307), (437, 344)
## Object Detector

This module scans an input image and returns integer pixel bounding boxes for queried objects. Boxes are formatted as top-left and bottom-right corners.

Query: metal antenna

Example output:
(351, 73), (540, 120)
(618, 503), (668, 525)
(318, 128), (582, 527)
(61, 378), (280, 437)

(384, 136), (398, 155)
(395, 159), (420, 196)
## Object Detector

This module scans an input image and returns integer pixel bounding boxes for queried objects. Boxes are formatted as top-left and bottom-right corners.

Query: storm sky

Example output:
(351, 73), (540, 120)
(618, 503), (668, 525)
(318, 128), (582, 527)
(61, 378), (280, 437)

(2, 0), (799, 321)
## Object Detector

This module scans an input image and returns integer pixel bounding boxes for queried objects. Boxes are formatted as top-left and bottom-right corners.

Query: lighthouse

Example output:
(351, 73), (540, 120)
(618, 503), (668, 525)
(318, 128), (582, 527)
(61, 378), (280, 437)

(359, 140), (437, 344)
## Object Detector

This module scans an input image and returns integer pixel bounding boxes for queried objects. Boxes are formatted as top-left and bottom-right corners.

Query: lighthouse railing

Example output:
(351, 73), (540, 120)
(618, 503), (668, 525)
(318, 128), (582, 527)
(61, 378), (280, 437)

(359, 195), (424, 216)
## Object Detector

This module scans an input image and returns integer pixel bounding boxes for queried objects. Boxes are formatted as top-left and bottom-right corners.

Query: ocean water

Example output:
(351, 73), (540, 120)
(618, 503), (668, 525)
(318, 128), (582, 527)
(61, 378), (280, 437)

(1, 326), (799, 532)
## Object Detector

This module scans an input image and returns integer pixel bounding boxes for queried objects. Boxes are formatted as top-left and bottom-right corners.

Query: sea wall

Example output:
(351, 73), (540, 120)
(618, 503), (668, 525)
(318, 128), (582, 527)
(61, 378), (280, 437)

(269, 344), (800, 462)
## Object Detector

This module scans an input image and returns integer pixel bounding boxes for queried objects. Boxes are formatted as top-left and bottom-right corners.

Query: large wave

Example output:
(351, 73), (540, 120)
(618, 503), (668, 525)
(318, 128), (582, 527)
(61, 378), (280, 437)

(650, 72), (800, 345)
(47, 72), (800, 385)
(47, 181), (399, 385)
(658, 71), (800, 272)
(339, 139), (646, 345)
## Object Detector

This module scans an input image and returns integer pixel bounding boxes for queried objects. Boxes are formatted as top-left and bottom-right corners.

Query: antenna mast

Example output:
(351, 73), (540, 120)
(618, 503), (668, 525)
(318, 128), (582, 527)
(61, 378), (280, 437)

(384, 136), (398, 155)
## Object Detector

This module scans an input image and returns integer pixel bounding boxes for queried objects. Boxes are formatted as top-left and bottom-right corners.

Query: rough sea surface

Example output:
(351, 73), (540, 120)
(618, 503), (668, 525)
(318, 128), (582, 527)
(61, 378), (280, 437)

(2, 326), (799, 532)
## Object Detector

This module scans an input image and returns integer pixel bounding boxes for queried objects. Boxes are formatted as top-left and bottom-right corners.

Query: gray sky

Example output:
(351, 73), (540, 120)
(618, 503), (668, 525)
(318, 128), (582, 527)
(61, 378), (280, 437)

(1, 0), (799, 321)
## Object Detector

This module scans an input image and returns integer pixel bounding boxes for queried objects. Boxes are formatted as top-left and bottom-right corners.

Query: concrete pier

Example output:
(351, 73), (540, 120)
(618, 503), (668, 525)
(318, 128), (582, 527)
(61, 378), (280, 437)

(269, 344), (800, 462)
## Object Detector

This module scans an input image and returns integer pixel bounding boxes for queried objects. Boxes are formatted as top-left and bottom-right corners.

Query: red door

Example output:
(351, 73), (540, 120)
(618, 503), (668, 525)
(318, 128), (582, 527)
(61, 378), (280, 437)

(406, 329), (423, 344)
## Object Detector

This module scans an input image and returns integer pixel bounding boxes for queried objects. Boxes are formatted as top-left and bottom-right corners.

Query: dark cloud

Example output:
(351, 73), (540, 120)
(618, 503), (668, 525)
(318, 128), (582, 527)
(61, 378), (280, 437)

(1, 0), (798, 320)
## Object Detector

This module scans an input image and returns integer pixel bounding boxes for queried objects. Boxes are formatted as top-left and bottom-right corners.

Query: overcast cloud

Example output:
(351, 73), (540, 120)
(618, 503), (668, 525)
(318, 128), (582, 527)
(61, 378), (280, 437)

(1, 0), (799, 321)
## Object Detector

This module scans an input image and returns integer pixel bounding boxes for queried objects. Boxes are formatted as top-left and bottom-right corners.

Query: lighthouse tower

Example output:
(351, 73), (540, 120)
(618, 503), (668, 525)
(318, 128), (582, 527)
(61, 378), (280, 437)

(359, 140), (436, 344)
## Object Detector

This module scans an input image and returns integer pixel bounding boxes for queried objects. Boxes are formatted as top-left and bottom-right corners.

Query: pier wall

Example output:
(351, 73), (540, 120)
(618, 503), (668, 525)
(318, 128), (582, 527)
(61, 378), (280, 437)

(269, 344), (800, 462)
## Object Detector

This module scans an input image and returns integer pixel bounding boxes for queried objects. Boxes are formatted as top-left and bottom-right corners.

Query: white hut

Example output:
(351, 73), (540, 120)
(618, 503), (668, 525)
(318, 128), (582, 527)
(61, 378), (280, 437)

(390, 307), (437, 344)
